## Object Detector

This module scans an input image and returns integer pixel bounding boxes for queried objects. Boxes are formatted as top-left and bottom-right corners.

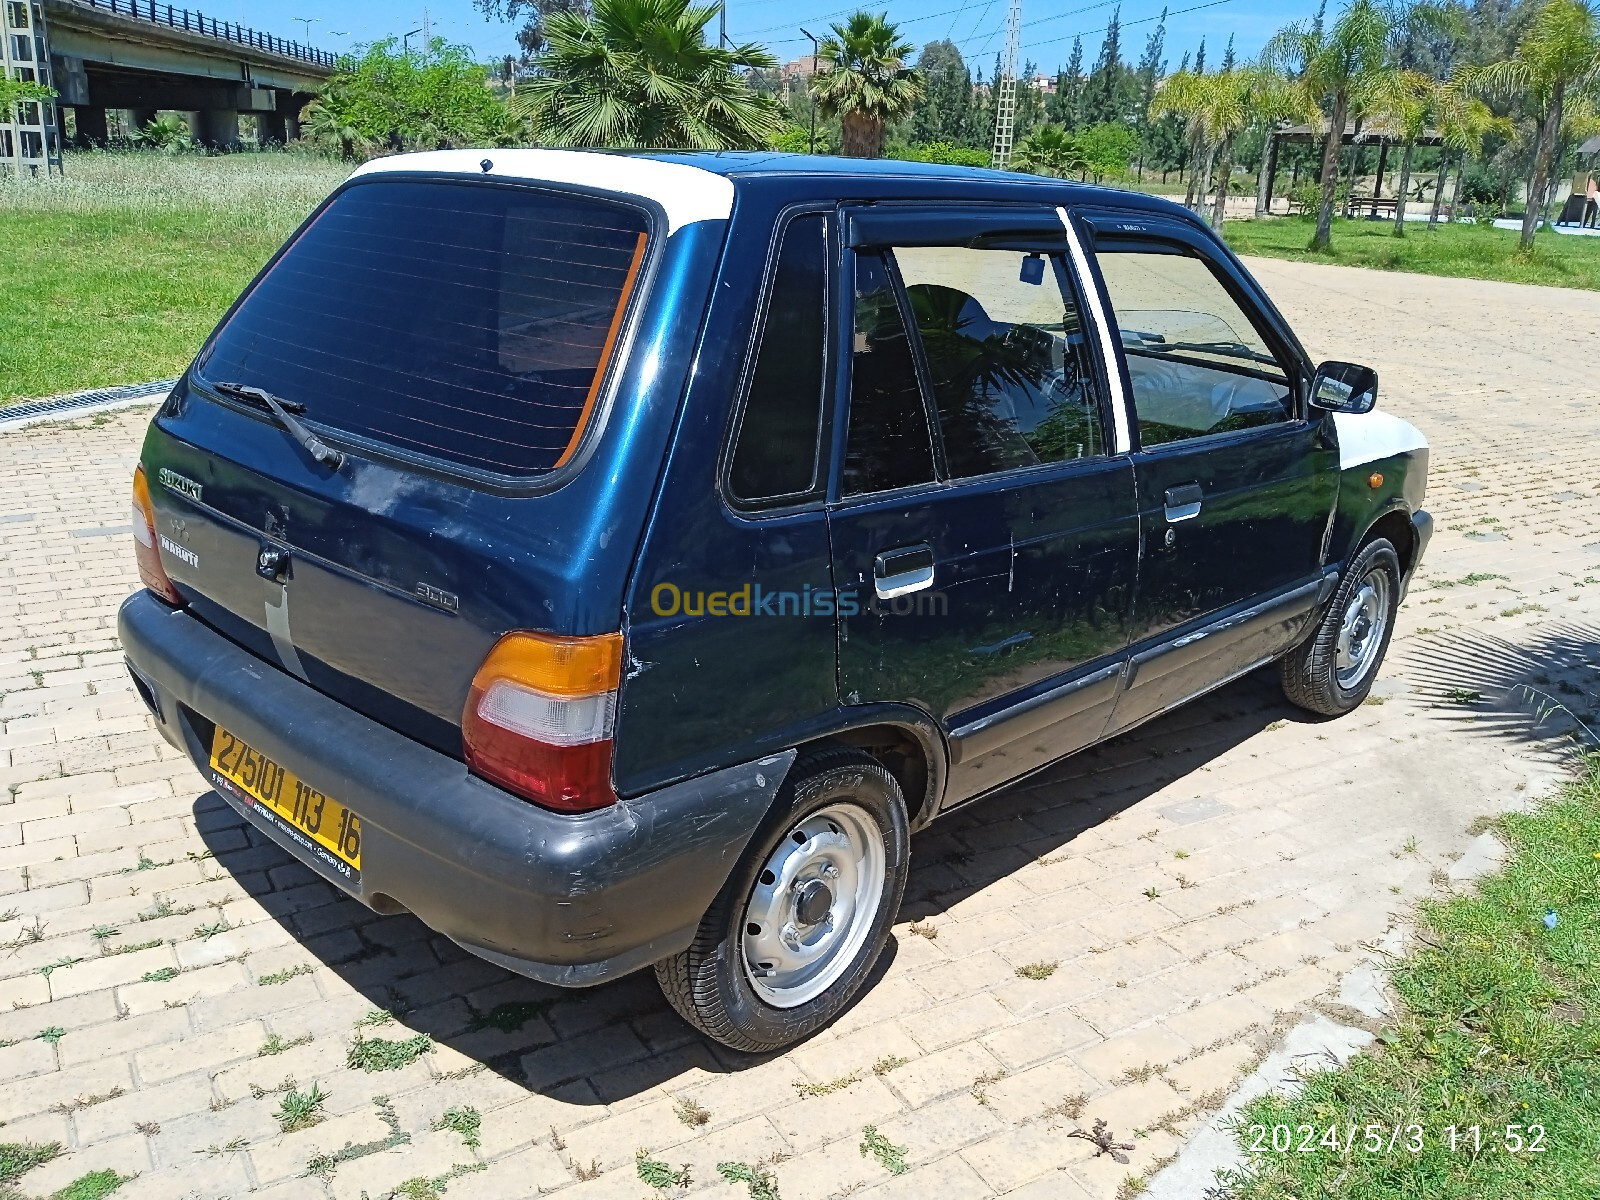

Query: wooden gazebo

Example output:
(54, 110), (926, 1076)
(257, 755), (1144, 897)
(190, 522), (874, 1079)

(1266, 119), (1445, 216)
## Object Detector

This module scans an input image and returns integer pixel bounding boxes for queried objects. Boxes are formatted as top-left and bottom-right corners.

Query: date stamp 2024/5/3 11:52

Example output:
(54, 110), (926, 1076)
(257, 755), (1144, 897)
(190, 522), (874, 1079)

(1247, 1123), (1548, 1156)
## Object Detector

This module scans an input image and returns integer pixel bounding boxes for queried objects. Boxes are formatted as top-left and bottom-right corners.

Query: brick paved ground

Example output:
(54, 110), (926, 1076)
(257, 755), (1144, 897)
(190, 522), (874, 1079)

(0, 260), (1595, 1200)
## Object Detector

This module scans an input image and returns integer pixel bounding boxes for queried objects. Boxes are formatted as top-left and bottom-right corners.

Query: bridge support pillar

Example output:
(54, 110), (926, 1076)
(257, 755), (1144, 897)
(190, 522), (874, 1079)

(126, 108), (157, 136)
(258, 110), (287, 145)
(73, 106), (108, 146)
(197, 109), (240, 149)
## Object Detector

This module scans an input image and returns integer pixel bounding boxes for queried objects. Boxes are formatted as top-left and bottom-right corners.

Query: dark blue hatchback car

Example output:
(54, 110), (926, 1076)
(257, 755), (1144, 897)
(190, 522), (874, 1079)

(120, 150), (1430, 1051)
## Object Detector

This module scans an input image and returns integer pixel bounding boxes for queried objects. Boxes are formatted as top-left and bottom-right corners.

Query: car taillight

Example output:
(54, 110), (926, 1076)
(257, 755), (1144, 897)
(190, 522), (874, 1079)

(131, 465), (183, 606)
(462, 631), (624, 813)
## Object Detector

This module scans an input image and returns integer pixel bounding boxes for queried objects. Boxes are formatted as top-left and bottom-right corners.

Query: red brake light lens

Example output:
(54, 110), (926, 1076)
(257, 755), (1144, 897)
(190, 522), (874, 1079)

(131, 466), (184, 606)
(462, 631), (623, 813)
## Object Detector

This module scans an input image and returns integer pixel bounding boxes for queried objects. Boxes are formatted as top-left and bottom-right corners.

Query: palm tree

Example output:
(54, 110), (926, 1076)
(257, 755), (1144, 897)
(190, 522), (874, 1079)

(1012, 124), (1088, 178)
(515, 0), (782, 149)
(302, 83), (372, 160)
(1426, 85), (1507, 227)
(1366, 69), (1433, 234)
(1460, 0), (1600, 251)
(1153, 67), (1289, 227)
(1264, 0), (1394, 252)
(810, 12), (925, 158)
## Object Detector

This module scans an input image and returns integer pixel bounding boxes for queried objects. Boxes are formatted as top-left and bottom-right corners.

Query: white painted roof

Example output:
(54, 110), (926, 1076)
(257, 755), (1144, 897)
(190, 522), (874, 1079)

(351, 149), (736, 235)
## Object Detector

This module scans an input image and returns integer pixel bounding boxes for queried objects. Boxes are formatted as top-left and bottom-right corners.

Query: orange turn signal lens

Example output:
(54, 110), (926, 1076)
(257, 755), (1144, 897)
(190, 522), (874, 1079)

(1368, 472), (1384, 489)
(131, 466), (183, 606)
(470, 630), (623, 698)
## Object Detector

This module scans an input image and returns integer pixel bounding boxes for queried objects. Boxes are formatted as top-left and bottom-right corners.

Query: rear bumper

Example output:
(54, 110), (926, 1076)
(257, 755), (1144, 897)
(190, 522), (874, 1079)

(118, 591), (792, 987)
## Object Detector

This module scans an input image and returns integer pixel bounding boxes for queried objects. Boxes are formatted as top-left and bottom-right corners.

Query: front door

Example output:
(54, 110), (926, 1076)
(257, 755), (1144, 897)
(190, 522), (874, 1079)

(825, 210), (1140, 805)
(1080, 218), (1338, 732)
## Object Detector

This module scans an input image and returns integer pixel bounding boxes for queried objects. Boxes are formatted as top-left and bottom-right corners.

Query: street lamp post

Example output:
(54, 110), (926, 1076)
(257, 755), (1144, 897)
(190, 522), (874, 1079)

(800, 27), (819, 155)
(292, 15), (320, 41)
(402, 26), (423, 54)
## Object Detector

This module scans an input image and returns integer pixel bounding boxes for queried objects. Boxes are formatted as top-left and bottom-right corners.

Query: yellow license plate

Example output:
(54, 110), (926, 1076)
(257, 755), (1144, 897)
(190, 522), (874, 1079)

(209, 726), (362, 880)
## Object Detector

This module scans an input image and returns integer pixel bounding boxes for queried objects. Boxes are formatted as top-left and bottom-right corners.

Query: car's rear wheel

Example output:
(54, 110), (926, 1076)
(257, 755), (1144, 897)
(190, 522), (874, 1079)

(1280, 537), (1401, 716)
(655, 747), (909, 1053)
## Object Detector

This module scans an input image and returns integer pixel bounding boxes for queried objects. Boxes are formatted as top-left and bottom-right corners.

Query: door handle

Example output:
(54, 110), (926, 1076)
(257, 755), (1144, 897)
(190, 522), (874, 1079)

(873, 544), (935, 599)
(1163, 483), (1203, 523)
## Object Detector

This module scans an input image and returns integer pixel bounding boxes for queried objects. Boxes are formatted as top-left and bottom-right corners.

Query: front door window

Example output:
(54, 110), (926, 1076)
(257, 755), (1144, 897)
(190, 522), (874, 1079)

(1094, 247), (1293, 448)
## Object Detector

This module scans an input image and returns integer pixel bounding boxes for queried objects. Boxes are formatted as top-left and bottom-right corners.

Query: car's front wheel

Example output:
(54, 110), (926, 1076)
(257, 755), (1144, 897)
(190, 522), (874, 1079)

(655, 747), (910, 1053)
(1280, 537), (1402, 716)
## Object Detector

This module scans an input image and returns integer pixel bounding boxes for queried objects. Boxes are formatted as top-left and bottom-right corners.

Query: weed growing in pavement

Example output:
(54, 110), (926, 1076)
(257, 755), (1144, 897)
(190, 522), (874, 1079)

(0, 1141), (60, 1187)
(716, 1160), (779, 1199)
(346, 1031), (432, 1072)
(672, 1096), (711, 1127)
(467, 1000), (552, 1033)
(793, 1072), (860, 1098)
(636, 1150), (692, 1190)
(432, 1106), (481, 1149)
(872, 1055), (909, 1075)
(258, 1033), (312, 1057)
(141, 967), (178, 983)
(906, 920), (938, 939)
(859, 1126), (908, 1175)
(35, 1027), (65, 1045)
(1044, 1093), (1088, 1121)
(970, 1068), (1006, 1105)
(1015, 961), (1058, 980)
(274, 1083), (326, 1133)
(573, 1159), (602, 1181)
(106, 939), (162, 957)
(44, 1169), (127, 1200)
(257, 964), (314, 986)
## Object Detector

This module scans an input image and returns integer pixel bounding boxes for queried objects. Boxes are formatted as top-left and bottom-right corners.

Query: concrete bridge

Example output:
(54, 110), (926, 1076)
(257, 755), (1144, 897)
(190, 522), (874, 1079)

(2, 0), (337, 171)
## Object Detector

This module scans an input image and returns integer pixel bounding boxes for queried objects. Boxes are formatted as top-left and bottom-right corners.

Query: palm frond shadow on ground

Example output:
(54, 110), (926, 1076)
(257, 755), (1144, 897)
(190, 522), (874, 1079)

(1397, 622), (1600, 757)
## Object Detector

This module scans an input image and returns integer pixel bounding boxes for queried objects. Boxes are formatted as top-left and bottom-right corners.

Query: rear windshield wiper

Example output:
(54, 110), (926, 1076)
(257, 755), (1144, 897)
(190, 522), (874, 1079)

(212, 382), (344, 470)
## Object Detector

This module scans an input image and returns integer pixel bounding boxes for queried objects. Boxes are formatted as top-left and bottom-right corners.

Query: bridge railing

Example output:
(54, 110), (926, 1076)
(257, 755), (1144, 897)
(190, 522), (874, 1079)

(70, 0), (339, 69)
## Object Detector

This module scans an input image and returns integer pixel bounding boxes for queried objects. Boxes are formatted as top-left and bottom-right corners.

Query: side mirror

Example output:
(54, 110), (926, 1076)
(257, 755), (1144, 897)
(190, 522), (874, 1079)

(1310, 360), (1379, 414)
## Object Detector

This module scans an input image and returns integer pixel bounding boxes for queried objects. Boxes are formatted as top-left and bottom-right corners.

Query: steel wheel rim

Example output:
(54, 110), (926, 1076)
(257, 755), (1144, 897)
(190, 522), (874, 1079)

(741, 802), (886, 1009)
(1335, 568), (1390, 688)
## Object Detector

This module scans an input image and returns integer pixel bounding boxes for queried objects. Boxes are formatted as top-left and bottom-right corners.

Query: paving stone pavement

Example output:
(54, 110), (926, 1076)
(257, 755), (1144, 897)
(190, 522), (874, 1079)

(0, 259), (1596, 1200)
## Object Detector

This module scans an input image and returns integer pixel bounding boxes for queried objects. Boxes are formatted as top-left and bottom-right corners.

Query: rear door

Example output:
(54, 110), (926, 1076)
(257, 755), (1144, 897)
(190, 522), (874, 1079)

(824, 207), (1140, 806)
(1077, 215), (1337, 732)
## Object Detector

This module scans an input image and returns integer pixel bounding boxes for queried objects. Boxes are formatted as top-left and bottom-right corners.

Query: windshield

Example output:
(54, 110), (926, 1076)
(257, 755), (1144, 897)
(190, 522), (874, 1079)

(197, 179), (651, 479)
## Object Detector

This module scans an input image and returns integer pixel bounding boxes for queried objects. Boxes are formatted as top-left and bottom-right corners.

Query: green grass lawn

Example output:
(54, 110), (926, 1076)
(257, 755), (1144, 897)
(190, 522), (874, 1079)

(1220, 755), (1600, 1199)
(1225, 215), (1600, 292)
(0, 151), (347, 403)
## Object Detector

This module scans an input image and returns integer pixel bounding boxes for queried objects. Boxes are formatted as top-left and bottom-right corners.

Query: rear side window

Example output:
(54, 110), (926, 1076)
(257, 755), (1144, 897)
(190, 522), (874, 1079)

(198, 180), (650, 478)
(727, 214), (829, 506)
(894, 245), (1104, 478)
(841, 252), (936, 496)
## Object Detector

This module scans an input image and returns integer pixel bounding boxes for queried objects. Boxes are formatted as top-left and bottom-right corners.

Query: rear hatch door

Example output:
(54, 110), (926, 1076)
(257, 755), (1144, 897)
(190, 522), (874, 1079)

(142, 176), (654, 753)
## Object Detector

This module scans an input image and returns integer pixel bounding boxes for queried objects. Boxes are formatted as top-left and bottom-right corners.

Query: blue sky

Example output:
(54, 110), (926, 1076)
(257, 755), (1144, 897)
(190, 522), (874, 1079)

(241, 0), (1324, 75)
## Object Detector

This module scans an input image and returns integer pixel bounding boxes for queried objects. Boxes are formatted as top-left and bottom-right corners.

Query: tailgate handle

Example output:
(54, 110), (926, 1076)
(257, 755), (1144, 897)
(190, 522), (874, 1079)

(874, 545), (935, 600)
(1164, 484), (1203, 523)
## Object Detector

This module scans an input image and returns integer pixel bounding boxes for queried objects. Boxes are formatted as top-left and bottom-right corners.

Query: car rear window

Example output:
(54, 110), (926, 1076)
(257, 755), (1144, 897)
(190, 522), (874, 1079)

(197, 179), (650, 478)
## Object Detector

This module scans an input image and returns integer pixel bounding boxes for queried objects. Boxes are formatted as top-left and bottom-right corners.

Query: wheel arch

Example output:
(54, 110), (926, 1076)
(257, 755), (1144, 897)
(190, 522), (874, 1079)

(1355, 504), (1418, 577)
(792, 705), (948, 831)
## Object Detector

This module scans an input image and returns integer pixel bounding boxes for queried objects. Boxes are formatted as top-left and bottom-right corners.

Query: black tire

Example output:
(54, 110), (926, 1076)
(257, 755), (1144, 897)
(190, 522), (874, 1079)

(1280, 537), (1402, 716)
(654, 747), (910, 1053)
